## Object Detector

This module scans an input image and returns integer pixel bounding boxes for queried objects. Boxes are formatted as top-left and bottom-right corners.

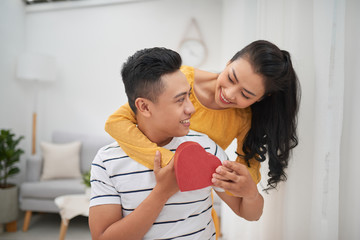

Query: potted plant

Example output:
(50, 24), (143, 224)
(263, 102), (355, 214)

(0, 129), (24, 226)
(82, 170), (91, 198)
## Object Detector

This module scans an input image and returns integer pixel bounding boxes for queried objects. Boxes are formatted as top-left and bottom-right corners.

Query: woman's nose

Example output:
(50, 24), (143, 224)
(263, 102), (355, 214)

(224, 87), (237, 101)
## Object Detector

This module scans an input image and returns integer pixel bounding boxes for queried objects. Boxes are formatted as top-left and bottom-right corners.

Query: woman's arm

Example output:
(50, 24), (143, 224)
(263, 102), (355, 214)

(89, 152), (179, 240)
(212, 160), (264, 221)
(105, 103), (174, 168)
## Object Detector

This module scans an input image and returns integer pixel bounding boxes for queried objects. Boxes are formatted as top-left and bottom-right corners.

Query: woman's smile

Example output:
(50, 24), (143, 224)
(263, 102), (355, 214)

(219, 88), (232, 104)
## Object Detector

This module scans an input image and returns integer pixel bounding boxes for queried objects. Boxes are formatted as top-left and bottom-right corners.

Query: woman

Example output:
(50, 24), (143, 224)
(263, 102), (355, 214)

(105, 40), (300, 192)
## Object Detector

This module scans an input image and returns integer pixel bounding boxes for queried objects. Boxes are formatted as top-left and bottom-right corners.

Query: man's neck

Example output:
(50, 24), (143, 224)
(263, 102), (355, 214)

(154, 137), (173, 147)
(137, 117), (173, 147)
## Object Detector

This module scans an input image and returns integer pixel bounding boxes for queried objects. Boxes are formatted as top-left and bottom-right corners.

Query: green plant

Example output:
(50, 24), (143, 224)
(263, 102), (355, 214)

(0, 129), (24, 188)
(82, 170), (91, 188)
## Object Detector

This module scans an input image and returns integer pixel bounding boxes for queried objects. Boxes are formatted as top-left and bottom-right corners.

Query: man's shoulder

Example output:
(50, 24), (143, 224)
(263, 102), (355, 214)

(182, 130), (228, 161)
(178, 130), (217, 149)
(185, 130), (213, 141)
(186, 130), (208, 137)
(94, 141), (127, 160)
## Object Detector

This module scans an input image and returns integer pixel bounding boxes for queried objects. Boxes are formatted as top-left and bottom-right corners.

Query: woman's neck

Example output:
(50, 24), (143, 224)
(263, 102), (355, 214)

(193, 68), (220, 109)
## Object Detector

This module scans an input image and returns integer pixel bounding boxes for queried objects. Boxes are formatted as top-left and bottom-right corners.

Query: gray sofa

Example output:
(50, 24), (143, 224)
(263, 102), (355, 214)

(19, 131), (112, 231)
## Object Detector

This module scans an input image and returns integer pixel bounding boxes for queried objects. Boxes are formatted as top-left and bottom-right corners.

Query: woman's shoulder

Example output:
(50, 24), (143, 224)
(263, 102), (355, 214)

(236, 106), (251, 115)
(235, 107), (252, 122)
(193, 68), (219, 83)
(234, 107), (252, 132)
(180, 65), (195, 84)
(181, 65), (219, 83)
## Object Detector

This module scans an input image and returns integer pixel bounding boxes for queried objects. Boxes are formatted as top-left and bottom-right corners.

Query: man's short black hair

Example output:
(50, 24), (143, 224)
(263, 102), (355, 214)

(121, 47), (182, 113)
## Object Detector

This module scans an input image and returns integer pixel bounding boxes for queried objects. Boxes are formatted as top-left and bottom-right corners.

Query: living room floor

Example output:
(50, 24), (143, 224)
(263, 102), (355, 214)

(0, 212), (90, 240)
(0, 212), (224, 240)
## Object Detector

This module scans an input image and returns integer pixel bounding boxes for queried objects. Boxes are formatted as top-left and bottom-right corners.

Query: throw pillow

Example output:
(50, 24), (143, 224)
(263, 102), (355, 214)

(40, 141), (82, 180)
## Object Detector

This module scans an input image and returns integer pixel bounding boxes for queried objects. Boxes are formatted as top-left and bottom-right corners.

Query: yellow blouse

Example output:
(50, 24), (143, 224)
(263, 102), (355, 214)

(105, 66), (261, 183)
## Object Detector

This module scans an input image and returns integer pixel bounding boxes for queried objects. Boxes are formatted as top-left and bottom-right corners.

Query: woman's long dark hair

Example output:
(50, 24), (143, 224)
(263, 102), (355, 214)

(231, 40), (301, 190)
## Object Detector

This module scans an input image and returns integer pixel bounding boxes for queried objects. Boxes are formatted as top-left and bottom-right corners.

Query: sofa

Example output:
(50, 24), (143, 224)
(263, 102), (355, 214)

(19, 131), (113, 231)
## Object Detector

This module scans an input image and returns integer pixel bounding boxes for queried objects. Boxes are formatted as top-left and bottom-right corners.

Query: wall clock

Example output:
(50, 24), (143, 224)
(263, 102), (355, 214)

(178, 19), (208, 67)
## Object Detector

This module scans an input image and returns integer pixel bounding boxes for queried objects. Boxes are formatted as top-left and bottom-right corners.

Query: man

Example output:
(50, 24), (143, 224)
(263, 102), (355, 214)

(89, 47), (263, 240)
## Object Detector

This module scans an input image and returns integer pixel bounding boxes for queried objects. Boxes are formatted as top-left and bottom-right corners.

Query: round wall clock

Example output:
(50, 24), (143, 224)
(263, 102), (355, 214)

(179, 39), (207, 67)
(178, 18), (208, 67)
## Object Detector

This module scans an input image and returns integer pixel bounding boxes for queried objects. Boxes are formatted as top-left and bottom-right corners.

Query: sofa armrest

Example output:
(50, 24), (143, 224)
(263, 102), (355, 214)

(26, 155), (43, 182)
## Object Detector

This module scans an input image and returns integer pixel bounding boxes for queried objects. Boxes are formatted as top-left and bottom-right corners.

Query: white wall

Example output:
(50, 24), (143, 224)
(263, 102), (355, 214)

(0, 0), (223, 184)
(25, 0), (222, 148)
(0, 0), (27, 184)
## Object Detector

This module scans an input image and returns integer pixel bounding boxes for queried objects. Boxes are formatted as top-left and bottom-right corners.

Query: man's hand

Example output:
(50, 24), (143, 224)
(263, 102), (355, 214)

(153, 151), (179, 199)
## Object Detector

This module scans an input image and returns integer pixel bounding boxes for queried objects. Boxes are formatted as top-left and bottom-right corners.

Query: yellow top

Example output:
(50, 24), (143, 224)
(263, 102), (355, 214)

(105, 66), (261, 183)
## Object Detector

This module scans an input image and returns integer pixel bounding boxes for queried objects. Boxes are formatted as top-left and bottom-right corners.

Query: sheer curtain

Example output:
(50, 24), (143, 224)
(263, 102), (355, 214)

(220, 0), (346, 239)
(310, 0), (345, 239)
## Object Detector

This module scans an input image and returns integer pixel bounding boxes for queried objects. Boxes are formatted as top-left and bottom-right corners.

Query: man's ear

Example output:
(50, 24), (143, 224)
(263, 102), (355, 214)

(135, 98), (151, 117)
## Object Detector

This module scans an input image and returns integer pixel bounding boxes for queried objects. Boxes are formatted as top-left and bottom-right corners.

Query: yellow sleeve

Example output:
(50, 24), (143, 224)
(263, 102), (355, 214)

(235, 120), (261, 184)
(236, 149), (261, 184)
(104, 103), (174, 169)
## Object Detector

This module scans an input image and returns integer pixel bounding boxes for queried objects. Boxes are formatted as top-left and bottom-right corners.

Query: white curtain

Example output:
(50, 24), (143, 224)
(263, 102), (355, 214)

(220, 0), (346, 239)
(310, 0), (345, 240)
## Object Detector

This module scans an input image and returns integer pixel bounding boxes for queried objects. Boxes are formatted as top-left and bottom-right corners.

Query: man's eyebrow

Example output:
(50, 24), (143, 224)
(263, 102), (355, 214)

(232, 68), (256, 96)
(174, 87), (192, 99)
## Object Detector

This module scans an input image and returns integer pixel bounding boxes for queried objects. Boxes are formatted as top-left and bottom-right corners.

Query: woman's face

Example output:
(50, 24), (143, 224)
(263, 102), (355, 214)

(215, 57), (266, 109)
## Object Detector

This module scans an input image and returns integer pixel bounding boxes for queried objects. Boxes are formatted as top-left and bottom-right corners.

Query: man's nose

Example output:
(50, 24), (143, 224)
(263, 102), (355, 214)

(185, 98), (195, 115)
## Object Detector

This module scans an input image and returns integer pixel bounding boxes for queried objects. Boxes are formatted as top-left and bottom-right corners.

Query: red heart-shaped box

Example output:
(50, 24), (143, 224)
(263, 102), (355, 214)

(174, 141), (222, 192)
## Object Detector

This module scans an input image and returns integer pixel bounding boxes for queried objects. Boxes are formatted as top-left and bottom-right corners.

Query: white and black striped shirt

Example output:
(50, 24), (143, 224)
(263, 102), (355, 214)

(90, 130), (228, 240)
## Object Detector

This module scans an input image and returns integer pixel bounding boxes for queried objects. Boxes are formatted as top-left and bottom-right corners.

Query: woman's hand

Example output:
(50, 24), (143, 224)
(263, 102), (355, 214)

(212, 160), (260, 201)
(153, 151), (179, 199)
(212, 160), (264, 220)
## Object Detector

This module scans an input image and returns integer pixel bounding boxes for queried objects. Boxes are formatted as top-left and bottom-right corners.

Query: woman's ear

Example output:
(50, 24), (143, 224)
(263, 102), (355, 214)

(257, 93), (271, 102)
(135, 98), (151, 117)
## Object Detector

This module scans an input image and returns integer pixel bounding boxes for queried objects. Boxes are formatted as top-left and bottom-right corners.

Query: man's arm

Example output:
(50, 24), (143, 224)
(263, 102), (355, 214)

(89, 151), (179, 240)
(212, 160), (264, 221)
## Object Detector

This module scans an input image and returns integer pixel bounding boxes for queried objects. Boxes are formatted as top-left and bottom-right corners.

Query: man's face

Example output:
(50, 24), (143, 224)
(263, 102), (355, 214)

(147, 70), (195, 146)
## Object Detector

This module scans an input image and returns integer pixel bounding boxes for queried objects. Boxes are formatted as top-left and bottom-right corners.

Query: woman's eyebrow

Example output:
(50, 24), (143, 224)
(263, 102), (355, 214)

(243, 88), (256, 96)
(231, 68), (239, 83)
(232, 68), (256, 96)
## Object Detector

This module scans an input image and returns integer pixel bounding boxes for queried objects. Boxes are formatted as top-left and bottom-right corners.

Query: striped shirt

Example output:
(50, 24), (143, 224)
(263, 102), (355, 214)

(90, 130), (228, 240)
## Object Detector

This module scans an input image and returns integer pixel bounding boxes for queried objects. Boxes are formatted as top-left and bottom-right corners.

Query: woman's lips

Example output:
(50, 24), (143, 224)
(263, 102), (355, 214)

(220, 89), (231, 104)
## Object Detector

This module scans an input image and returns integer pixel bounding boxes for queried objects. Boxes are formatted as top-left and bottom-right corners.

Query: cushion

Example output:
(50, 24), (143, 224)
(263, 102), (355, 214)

(40, 141), (82, 180)
(20, 179), (85, 199)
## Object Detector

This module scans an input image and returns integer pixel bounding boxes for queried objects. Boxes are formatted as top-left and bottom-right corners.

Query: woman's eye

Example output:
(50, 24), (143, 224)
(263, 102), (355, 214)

(228, 75), (235, 84)
(241, 91), (250, 99)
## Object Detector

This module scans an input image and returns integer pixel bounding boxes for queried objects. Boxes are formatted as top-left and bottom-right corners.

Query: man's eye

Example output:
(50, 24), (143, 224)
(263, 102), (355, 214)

(178, 98), (185, 103)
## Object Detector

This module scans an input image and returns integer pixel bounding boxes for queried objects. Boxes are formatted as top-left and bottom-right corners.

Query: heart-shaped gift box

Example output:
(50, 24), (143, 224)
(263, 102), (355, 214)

(174, 141), (222, 192)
